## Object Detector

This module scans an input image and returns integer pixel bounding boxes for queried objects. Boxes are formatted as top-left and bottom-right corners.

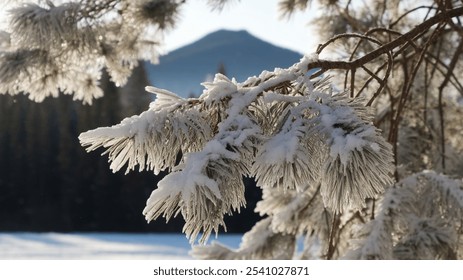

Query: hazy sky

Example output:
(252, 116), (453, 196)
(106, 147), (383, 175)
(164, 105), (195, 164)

(161, 0), (318, 55)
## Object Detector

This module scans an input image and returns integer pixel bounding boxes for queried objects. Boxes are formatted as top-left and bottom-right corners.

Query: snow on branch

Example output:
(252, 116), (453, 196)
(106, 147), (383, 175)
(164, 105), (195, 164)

(142, 136), (251, 244)
(314, 95), (395, 213)
(80, 54), (394, 244)
(252, 106), (324, 191)
(253, 79), (394, 213)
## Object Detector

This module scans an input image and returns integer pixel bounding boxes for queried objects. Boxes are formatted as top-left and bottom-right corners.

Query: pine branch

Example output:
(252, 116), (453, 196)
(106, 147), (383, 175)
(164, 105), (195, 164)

(0, 0), (182, 103)
(80, 55), (394, 244)
(347, 171), (463, 260)
(191, 217), (297, 259)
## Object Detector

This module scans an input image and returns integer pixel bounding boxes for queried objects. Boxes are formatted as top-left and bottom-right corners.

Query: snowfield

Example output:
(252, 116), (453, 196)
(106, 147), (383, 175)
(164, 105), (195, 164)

(0, 233), (242, 260)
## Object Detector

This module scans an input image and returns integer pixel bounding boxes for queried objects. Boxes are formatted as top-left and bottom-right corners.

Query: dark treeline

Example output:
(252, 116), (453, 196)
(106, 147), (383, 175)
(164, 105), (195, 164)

(0, 64), (261, 233)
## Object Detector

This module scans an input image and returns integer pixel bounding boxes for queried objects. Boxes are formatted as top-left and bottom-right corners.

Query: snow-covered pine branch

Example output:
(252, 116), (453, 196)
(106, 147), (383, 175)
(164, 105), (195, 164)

(255, 183), (323, 235)
(347, 171), (463, 260)
(0, 0), (182, 104)
(79, 87), (211, 175)
(252, 76), (394, 213)
(80, 55), (394, 244)
(191, 217), (297, 260)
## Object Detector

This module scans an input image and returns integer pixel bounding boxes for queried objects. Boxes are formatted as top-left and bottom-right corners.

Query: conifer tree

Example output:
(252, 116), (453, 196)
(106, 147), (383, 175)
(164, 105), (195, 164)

(1, 0), (462, 259)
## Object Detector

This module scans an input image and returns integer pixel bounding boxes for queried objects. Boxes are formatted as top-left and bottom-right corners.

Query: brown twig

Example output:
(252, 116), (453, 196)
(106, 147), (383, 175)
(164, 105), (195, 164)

(308, 7), (463, 75)
(389, 6), (437, 29)
(437, 38), (463, 171)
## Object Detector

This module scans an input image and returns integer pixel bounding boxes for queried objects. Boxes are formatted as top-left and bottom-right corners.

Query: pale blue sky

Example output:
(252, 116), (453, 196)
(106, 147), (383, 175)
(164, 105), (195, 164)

(161, 0), (318, 54)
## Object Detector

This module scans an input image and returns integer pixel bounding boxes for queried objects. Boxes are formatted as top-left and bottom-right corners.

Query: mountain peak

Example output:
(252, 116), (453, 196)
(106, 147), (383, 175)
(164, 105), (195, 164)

(170, 29), (268, 57)
(146, 29), (302, 97)
(202, 29), (253, 40)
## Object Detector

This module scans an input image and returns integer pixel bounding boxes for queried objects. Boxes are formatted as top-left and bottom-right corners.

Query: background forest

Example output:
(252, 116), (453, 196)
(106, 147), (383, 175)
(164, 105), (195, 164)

(0, 65), (160, 231)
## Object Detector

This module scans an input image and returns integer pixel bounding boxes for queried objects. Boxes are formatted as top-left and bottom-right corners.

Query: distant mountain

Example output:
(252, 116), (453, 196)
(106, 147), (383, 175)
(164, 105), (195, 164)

(145, 29), (303, 97)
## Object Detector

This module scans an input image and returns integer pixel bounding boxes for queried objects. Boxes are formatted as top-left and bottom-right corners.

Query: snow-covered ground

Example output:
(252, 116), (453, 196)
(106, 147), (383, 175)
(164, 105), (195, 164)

(0, 232), (242, 260)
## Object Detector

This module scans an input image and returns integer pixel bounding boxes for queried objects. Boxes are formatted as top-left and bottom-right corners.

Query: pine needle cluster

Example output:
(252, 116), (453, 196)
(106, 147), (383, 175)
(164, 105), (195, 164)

(0, 0), (181, 104)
